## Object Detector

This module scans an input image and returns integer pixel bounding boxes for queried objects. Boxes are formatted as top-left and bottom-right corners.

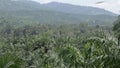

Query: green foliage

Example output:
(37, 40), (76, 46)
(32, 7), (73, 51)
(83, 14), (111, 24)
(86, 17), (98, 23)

(0, 17), (120, 68)
(0, 53), (23, 68)
(113, 15), (120, 45)
(113, 16), (120, 36)
(57, 45), (82, 68)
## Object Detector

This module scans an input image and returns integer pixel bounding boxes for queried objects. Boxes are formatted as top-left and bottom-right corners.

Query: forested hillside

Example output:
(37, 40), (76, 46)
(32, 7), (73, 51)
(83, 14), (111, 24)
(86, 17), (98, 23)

(0, 0), (117, 26)
(43, 2), (116, 15)
(0, 0), (120, 68)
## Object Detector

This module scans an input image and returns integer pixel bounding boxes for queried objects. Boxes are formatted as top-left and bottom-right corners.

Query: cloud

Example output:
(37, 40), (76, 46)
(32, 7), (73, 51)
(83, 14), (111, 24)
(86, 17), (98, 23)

(32, 0), (51, 3)
(87, 0), (120, 14)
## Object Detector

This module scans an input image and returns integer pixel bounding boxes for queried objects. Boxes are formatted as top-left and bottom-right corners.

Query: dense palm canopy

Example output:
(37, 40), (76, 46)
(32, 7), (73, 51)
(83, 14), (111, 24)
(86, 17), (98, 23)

(0, 14), (120, 68)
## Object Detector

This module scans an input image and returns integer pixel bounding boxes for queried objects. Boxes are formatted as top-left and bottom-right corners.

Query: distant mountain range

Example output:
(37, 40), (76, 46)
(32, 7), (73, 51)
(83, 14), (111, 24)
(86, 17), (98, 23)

(0, 0), (118, 26)
(43, 2), (116, 16)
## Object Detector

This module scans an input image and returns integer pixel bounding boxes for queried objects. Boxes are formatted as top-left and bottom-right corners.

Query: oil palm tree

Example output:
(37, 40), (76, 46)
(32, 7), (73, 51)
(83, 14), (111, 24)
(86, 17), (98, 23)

(0, 53), (23, 68)
(113, 15), (120, 45)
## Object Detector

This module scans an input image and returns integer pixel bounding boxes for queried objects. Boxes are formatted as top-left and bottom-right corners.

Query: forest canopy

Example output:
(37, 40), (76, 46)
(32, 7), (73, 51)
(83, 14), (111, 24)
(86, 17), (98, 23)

(0, 0), (120, 68)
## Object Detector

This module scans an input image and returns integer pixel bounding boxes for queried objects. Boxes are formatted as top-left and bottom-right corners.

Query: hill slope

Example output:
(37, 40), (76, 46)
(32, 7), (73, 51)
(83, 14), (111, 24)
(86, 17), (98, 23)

(0, 0), (117, 26)
(43, 2), (116, 16)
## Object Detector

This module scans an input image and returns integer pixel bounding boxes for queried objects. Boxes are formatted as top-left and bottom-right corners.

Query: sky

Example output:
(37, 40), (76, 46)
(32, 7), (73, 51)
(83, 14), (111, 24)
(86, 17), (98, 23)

(32, 0), (120, 14)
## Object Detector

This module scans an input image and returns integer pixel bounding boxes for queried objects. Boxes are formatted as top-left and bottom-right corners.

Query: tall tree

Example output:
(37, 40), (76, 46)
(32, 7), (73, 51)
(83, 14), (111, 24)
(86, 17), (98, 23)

(113, 15), (120, 45)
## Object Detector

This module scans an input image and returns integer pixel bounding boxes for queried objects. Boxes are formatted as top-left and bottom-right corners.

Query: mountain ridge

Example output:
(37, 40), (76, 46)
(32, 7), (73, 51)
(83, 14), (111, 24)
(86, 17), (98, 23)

(42, 1), (117, 16)
(0, 0), (117, 26)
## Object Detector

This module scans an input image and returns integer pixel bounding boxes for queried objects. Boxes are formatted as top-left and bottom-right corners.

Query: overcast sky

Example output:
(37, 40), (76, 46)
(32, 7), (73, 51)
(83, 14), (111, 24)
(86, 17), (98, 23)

(32, 0), (120, 14)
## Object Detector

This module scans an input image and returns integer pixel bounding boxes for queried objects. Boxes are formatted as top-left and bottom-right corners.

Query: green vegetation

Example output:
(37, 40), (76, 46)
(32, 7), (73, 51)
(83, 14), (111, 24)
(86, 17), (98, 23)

(113, 16), (120, 45)
(0, 0), (120, 68)
(0, 15), (120, 68)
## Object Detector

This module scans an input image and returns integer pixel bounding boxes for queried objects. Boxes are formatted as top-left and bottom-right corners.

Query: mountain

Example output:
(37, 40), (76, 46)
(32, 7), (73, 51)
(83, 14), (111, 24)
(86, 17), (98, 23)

(0, 0), (117, 26)
(43, 2), (116, 16)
